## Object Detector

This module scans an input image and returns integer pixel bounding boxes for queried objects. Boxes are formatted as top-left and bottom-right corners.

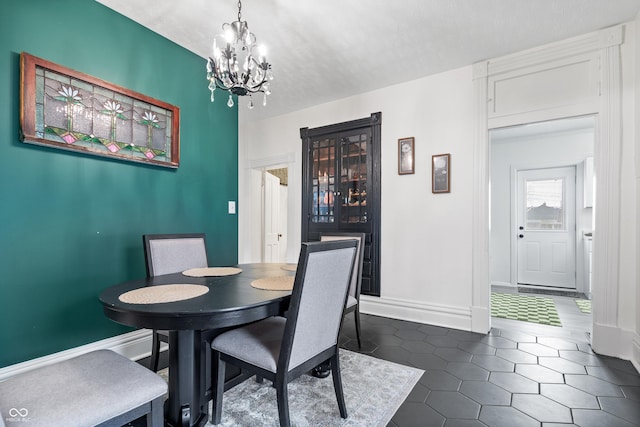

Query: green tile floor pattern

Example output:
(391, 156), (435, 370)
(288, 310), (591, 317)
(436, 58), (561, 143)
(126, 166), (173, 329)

(491, 292), (562, 326)
(575, 298), (592, 313)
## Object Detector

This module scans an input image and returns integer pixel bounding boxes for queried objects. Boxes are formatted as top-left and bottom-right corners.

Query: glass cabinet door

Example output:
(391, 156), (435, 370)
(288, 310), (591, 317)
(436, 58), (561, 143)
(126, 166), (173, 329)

(301, 112), (381, 296)
(310, 137), (336, 223)
(339, 130), (370, 224)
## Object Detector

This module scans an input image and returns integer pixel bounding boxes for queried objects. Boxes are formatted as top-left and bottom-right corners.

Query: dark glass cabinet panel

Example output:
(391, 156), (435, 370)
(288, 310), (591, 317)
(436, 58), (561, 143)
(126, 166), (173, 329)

(310, 137), (336, 223)
(340, 131), (370, 224)
(301, 113), (381, 296)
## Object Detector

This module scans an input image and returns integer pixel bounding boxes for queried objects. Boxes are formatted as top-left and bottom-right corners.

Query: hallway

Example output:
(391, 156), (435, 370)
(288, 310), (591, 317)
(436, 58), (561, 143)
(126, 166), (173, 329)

(490, 285), (592, 343)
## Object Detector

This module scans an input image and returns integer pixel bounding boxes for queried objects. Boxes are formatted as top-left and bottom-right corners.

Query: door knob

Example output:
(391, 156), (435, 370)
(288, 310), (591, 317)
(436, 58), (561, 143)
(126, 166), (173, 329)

(519, 234), (524, 239)
(519, 226), (524, 230)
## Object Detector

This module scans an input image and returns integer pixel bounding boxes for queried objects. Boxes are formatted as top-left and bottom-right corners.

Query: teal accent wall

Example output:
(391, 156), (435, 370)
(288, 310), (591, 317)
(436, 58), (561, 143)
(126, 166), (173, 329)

(0, 0), (238, 367)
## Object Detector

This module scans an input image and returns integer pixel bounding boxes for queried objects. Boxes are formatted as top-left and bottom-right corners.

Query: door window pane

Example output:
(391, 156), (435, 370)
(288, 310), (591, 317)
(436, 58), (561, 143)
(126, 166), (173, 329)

(311, 138), (335, 223)
(340, 133), (368, 223)
(525, 178), (565, 230)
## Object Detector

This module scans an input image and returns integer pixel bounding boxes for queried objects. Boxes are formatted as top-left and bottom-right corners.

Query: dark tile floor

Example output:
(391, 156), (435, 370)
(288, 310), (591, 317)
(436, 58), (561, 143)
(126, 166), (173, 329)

(337, 310), (640, 427)
(142, 292), (639, 426)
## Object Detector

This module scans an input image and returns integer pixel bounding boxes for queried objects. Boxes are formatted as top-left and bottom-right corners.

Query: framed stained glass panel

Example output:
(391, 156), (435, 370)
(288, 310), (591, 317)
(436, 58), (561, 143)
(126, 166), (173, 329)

(20, 52), (180, 168)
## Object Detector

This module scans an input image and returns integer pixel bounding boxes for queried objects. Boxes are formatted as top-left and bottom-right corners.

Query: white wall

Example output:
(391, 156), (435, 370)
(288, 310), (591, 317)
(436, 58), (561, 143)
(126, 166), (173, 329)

(490, 127), (594, 290)
(240, 66), (476, 329)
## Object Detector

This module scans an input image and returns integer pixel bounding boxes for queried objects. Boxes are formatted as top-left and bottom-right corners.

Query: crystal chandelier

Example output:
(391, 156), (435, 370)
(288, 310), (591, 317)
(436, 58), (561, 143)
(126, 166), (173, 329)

(206, 0), (273, 109)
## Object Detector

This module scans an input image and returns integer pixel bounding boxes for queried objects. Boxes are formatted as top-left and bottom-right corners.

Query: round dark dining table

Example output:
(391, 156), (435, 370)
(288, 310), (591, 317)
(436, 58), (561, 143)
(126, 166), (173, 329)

(99, 263), (294, 427)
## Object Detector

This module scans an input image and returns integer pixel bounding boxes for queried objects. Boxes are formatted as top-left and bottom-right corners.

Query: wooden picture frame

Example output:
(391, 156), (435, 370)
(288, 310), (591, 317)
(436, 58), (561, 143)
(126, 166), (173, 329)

(398, 137), (415, 175)
(20, 52), (180, 168)
(432, 153), (450, 193)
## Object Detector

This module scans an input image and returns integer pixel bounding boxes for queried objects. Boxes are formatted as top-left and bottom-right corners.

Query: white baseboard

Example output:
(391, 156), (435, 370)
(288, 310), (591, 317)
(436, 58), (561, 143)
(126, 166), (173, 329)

(632, 333), (640, 373)
(591, 322), (637, 362)
(471, 305), (491, 334)
(359, 295), (472, 331)
(0, 329), (155, 382)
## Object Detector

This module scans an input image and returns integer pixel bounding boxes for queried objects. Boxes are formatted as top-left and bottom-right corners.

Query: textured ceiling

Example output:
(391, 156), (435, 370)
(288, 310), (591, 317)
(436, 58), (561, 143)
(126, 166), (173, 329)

(97, 0), (640, 123)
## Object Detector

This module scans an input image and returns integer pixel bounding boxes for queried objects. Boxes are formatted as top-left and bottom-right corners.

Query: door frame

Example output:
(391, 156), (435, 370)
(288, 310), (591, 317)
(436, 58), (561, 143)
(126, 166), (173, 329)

(262, 170), (281, 263)
(511, 164), (579, 290)
(247, 153), (297, 263)
(471, 25), (623, 357)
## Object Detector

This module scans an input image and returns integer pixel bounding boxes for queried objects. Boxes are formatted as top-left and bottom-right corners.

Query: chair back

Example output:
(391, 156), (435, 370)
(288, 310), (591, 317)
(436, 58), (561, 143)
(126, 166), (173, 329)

(320, 232), (365, 300)
(143, 233), (208, 277)
(279, 240), (357, 371)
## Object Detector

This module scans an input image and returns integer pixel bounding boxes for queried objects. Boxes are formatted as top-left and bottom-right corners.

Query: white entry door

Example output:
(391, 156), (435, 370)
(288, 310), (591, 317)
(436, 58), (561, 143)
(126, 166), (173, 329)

(263, 171), (281, 262)
(516, 167), (576, 288)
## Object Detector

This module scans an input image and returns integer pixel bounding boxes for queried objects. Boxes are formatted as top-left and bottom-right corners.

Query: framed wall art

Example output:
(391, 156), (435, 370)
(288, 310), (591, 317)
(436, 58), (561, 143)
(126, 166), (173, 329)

(20, 52), (180, 168)
(432, 153), (450, 193)
(398, 137), (415, 175)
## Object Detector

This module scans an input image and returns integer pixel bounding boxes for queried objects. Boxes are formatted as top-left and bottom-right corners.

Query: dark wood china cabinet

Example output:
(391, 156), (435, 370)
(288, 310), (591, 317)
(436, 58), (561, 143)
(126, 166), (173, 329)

(300, 112), (381, 296)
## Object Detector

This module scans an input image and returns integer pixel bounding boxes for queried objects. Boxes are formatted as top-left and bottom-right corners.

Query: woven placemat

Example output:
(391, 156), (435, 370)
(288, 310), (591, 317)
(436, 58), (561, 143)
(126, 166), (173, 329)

(182, 267), (243, 277)
(119, 284), (209, 304)
(251, 276), (295, 291)
(280, 264), (297, 272)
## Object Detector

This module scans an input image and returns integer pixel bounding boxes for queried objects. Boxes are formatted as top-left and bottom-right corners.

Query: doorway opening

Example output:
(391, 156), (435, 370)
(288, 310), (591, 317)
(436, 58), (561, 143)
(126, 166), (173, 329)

(249, 165), (289, 263)
(264, 167), (289, 263)
(489, 116), (595, 336)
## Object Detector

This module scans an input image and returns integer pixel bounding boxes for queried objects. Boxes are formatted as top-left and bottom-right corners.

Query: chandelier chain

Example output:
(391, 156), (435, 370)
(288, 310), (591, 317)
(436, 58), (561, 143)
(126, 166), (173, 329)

(237, 0), (242, 21)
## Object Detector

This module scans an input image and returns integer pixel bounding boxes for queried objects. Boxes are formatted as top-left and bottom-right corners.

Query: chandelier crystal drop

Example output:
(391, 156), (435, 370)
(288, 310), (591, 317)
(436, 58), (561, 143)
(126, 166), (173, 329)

(206, 0), (273, 109)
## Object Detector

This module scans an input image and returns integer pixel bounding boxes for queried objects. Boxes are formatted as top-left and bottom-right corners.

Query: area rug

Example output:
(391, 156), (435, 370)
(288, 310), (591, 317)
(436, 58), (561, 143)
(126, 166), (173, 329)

(491, 292), (562, 327)
(575, 299), (592, 314)
(159, 350), (422, 426)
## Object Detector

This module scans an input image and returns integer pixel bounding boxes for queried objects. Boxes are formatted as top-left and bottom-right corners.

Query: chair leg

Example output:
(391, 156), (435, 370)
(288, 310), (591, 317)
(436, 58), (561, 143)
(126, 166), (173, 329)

(331, 352), (348, 418)
(275, 378), (290, 427)
(211, 351), (226, 425)
(147, 396), (164, 427)
(150, 331), (161, 372)
(354, 307), (362, 348)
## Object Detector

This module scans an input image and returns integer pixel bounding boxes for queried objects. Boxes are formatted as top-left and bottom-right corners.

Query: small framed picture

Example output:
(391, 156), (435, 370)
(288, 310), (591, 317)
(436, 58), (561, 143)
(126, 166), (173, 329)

(398, 137), (415, 175)
(432, 153), (450, 193)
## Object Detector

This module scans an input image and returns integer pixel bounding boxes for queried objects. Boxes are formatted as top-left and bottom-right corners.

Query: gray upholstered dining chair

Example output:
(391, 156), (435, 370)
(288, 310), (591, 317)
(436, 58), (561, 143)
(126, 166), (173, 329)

(143, 233), (208, 371)
(321, 232), (365, 348)
(209, 240), (358, 427)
